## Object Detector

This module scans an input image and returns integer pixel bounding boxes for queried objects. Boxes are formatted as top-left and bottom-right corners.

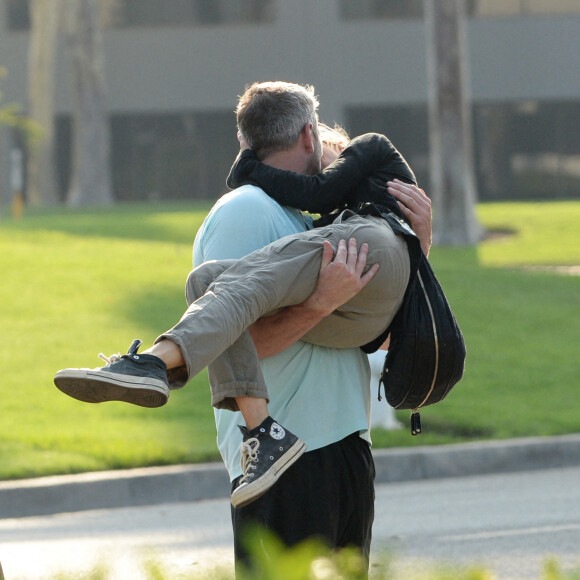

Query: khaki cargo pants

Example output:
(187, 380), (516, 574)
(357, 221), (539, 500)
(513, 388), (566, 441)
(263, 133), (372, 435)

(157, 212), (409, 411)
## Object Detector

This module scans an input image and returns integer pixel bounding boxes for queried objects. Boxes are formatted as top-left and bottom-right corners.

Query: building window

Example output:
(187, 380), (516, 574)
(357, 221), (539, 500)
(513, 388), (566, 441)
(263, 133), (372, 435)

(5, 0), (274, 31)
(345, 101), (580, 201)
(112, 0), (275, 27)
(345, 104), (429, 188)
(466, 0), (580, 17)
(474, 101), (580, 200)
(110, 111), (238, 202)
(6, 0), (31, 30)
(338, 0), (423, 20)
(338, 0), (580, 21)
(56, 111), (239, 202)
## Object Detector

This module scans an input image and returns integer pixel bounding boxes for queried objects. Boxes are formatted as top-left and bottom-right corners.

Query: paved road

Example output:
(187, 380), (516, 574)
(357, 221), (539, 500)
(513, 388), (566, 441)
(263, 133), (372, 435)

(373, 465), (580, 579)
(1, 466), (579, 579)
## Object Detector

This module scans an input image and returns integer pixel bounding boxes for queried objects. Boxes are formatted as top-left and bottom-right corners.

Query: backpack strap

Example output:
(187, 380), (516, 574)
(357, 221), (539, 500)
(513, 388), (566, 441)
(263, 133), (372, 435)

(355, 203), (424, 353)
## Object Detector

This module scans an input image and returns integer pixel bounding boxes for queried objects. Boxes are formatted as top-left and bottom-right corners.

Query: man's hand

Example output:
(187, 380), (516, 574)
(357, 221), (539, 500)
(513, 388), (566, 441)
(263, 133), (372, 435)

(249, 238), (378, 358)
(387, 179), (432, 256)
(302, 238), (379, 316)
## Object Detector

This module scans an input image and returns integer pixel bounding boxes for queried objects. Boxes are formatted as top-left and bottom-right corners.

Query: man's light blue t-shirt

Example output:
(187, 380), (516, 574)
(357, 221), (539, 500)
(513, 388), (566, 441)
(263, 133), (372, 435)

(193, 185), (371, 481)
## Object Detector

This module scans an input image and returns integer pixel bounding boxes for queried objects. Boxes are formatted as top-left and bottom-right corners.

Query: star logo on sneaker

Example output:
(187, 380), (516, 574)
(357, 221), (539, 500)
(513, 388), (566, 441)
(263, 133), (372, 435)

(270, 422), (286, 440)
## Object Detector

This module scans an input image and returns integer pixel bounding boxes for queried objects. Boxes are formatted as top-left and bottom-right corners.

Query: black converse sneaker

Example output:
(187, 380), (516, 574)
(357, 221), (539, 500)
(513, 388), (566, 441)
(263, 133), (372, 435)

(54, 339), (169, 408)
(230, 416), (306, 509)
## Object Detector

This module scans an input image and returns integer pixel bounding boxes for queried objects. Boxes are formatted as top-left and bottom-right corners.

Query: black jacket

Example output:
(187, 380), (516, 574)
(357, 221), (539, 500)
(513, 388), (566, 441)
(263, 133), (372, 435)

(226, 132), (417, 223)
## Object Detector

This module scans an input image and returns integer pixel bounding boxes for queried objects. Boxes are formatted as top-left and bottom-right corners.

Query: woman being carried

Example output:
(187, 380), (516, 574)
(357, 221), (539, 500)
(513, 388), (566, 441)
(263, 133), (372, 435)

(54, 124), (431, 507)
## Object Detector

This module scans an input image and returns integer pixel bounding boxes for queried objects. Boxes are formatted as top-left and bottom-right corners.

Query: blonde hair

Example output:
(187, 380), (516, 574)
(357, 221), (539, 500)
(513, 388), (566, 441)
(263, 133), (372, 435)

(319, 122), (350, 152)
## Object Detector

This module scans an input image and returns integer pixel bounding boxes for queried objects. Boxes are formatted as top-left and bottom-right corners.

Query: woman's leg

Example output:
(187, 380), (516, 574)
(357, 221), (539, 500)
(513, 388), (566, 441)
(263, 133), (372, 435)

(55, 213), (408, 413)
(54, 213), (408, 510)
(158, 212), (409, 403)
(154, 260), (306, 510)
(160, 259), (271, 413)
(155, 241), (323, 406)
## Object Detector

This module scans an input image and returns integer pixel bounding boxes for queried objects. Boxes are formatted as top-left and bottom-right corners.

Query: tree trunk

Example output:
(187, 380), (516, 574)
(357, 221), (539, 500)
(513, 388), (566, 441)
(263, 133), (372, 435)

(65, 0), (113, 206)
(424, 0), (483, 245)
(26, 0), (61, 206)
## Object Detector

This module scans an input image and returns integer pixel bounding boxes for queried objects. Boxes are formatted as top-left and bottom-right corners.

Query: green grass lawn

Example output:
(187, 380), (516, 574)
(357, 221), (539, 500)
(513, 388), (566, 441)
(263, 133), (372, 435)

(1, 200), (579, 479)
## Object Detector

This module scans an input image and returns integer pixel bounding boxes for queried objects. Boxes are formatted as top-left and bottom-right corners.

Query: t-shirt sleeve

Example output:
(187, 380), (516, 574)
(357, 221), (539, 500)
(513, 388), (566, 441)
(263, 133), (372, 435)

(194, 191), (283, 264)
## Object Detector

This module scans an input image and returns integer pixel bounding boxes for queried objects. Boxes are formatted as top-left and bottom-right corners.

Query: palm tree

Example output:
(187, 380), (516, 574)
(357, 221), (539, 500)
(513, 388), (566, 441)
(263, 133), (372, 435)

(27, 0), (61, 206)
(27, 0), (113, 206)
(63, 0), (113, 206)
(424, 0), (483, 244)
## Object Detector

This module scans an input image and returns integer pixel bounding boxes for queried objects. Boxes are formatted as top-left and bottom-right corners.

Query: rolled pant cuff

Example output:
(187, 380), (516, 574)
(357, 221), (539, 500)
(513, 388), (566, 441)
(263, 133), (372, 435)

(212, 381), (270, 412)
(154, 332), (192, 389)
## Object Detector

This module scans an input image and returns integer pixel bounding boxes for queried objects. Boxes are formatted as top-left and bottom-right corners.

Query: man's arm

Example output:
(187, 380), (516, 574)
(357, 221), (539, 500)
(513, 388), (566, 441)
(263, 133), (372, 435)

(250, 182), (433, 358)
(387, 179), (432, 256)
(250, 238), (379, 358)
(195, 191), (373, 360)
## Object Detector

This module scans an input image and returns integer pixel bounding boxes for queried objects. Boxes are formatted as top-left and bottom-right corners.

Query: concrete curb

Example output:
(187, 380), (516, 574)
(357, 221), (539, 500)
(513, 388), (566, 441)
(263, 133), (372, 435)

(0, 463), (230, 520)
(372, 433), (580, 482)
(1, 434), (579, 519)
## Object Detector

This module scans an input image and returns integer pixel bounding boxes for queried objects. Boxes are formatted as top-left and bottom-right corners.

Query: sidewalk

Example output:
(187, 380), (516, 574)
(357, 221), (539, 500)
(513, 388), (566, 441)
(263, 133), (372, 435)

(1, 434), (579, 520)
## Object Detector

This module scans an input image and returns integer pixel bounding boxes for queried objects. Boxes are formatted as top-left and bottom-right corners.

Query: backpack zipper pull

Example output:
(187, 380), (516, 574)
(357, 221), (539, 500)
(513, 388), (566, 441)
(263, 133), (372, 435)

(411, 411), (422, 436)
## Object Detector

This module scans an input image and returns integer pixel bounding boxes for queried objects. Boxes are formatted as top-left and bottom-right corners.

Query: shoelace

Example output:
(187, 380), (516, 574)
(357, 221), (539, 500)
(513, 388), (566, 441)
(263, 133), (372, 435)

(239, 437), (260, 484)
(98, 352), (122, 365)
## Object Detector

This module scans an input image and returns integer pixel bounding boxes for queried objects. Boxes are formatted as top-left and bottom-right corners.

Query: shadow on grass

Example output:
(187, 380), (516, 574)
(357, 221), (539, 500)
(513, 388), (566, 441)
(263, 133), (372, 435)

(116, 285), (189, 336)
(1, 201), (212, 245)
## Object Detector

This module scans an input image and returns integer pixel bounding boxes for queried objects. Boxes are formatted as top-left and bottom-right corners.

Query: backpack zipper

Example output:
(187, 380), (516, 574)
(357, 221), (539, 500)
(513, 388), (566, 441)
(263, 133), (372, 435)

(410, 271), (440, 435)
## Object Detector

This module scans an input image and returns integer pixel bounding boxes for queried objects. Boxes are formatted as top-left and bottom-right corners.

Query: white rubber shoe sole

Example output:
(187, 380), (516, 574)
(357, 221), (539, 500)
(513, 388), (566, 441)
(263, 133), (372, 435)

(54, 368), (169, 408)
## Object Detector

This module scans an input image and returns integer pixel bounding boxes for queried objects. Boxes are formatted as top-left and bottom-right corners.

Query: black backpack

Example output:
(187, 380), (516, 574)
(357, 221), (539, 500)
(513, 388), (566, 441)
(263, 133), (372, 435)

(358, 205), (467, 435)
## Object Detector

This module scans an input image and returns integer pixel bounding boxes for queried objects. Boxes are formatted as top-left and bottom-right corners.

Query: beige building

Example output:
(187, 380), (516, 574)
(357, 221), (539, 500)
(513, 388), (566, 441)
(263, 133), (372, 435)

(1, 0), (579, 204)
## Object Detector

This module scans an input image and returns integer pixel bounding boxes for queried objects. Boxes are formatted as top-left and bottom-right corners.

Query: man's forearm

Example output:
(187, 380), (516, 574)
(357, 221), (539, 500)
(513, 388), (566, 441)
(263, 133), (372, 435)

(249, 304), (328, 359)
(250, 238), (378, 359)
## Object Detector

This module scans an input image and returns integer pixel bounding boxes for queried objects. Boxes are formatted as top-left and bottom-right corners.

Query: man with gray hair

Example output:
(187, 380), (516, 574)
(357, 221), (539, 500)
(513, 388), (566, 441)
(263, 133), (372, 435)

(54, 80), (432, 575)
(196, 81), (430, 573)
(198, 81), (377, 571)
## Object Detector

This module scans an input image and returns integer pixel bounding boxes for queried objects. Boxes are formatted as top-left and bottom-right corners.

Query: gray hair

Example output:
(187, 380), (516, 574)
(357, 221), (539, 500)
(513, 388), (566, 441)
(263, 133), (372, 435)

(236, 81), (319, 158)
